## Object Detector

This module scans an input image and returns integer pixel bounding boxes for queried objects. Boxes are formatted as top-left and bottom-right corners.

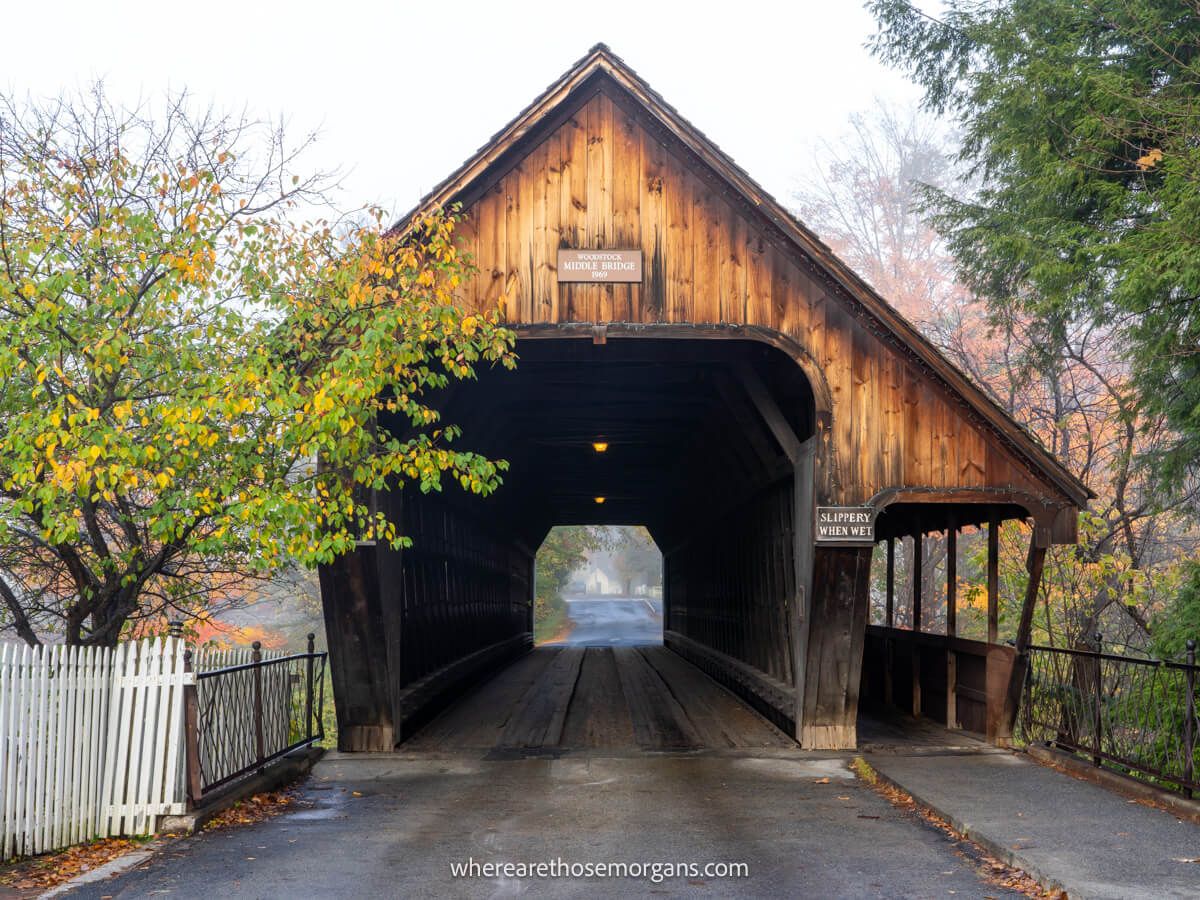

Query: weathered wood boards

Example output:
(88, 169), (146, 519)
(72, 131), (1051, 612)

(440, 64), (1087, 519)
(401, 647), (792, 753)
(801, 547), (873, 749)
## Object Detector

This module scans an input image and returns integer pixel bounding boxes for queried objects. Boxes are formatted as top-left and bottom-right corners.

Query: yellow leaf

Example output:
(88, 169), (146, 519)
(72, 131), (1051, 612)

(1136, 148), (1164, 170)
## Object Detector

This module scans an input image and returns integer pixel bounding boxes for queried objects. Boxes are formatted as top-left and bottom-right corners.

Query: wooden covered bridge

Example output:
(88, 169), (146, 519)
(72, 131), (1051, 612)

(319, 46), (1090, 752)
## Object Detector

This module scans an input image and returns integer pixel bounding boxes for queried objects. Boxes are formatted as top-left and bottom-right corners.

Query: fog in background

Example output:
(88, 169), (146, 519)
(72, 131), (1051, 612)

(3, 0), (923, 215)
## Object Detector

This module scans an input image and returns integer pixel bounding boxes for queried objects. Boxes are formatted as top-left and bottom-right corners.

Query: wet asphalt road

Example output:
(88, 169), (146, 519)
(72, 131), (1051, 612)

(66, 754), (1022, 899)
(553, 595), (662, 646)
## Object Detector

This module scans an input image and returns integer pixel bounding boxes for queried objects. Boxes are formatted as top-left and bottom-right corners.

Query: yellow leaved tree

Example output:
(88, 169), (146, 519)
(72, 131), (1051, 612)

(0, 86), (514, 645)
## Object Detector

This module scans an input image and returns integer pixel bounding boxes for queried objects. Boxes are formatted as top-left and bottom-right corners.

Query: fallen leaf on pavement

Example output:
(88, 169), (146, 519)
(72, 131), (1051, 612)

(0, 836), (160, 893)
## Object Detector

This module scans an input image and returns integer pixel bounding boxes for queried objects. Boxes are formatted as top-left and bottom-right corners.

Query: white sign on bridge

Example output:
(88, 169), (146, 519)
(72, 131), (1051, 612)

(557, 249), (643, 282)
(815, 507), (876, 545)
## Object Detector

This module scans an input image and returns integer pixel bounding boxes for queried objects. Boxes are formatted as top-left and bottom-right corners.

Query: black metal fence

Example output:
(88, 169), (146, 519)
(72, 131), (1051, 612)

(183, 636), (327, 806)
(1018, 638), (1199, 797)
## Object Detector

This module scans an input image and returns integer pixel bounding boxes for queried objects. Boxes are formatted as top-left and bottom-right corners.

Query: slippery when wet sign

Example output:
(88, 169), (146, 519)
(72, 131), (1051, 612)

(815, 507), (875, 545)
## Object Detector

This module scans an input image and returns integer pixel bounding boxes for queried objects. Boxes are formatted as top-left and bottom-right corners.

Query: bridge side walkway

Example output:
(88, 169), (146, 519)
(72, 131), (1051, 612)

(866, 749), (1200, 899)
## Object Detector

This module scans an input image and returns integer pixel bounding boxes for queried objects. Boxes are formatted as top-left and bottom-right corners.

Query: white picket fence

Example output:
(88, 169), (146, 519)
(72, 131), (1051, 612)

(0, 638), (285, 861)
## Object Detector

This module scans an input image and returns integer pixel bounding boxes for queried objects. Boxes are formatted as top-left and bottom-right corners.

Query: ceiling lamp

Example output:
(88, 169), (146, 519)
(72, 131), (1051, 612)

(592, 441), (609, 453)
(594, 496), (606, 504)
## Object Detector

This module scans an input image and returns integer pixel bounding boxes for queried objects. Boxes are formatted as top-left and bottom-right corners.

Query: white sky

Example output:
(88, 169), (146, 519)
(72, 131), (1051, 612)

(2, 0), (921, 218)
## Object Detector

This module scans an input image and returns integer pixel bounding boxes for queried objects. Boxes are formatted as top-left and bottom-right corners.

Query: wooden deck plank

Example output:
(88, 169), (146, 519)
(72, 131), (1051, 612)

(560, 648), (637, 749)
(639, 646), (793, 749)
(404, 644), (798, 753)
(612, 647), (701, 751)
(402, 649), (558, 750)
(498, 647), (585, 748)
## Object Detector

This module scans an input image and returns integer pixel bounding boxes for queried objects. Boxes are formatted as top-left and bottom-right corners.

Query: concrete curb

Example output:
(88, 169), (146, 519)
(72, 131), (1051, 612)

(159, 745), (325, 834)
(1024, 743), (1200, 825)
(38, 845), (161, 899)
(859, 757), (1073, 897)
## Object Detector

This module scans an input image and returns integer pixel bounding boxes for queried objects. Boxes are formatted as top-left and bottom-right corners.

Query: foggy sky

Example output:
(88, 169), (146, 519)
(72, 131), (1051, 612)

(3, 0), (921, 218)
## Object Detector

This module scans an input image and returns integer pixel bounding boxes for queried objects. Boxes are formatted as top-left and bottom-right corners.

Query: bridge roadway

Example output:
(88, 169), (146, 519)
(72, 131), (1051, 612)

(405, 595), (790, 754)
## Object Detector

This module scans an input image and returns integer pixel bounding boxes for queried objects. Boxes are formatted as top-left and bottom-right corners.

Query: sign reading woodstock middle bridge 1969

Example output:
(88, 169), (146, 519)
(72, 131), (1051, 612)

(557, 249), (643, 282)
(815, 507), (876, 545)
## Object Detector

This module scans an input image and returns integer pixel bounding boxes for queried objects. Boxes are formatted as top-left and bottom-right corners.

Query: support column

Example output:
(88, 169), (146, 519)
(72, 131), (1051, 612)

(801, 545), (873, 749)
(912, 532), (923, 633)
(792, 439), (816, 744)
(884, 537), (895, 706)
(946, 527), (958, 729)
(885, 537), (895, 628)
(318, 545), (395, 751)
(911, 531), (923, 718)
(987, 513), (999, 644)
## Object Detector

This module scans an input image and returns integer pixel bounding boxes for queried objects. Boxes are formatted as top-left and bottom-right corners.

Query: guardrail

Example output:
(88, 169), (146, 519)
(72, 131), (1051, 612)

(860, 625), (1018, 743)
(182, 635), (326, 806)
(1017, 638), (1199, 797)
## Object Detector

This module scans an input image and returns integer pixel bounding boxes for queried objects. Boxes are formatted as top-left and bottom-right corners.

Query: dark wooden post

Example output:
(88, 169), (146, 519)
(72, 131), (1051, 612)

(1092, 631), (1103, 767)
(791, 438), (816, 743)
(912, 531), (923, 717)
(182, 649), (203, 807)
(318, 545), (394, 751)
(884, 536), (895, 706)
(305, 633), (316, 741)
(885, 537), (895, 628)
(987, 513), (1000, 644)
(1185, 639), (1196, 800)
(946, 528), (957, 638)
(252, 640), (265, 766)
(912, 532), (923, 633)
(946, 527), (958, 729)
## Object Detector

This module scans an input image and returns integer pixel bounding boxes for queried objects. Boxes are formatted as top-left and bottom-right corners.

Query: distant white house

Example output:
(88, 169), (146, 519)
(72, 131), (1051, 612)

(575, 566), (618, 595)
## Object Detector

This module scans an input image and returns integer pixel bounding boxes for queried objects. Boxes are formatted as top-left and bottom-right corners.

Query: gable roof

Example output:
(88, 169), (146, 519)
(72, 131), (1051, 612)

(392, 44), (1093, 507)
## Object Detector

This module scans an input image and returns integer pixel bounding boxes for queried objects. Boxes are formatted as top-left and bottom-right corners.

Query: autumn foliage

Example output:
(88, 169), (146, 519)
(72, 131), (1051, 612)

(798, 102), (1200, 652)
(0, 88), (514, 646)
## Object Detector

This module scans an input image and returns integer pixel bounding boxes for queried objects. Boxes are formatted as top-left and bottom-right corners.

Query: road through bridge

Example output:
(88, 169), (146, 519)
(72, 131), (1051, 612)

(318, 45), (1090, 754)
(405, 595), (787, 755)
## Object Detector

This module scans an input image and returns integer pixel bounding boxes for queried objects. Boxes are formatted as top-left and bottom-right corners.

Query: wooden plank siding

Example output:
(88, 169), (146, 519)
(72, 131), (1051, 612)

(444, 88), (1076, 514)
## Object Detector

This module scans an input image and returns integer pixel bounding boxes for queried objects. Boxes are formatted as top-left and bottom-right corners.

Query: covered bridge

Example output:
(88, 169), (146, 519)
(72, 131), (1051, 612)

(319, 45), (1090, 751)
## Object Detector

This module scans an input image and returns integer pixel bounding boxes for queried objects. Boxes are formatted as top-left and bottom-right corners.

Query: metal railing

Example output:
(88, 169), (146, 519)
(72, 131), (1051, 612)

(182, 635), (327, 806)
(1018, 637), (1199, 797)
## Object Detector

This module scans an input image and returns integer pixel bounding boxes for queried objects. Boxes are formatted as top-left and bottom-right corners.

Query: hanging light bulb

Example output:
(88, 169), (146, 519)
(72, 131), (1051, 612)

(594, 496), (606, 504)
(592, 441), (609, 453)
